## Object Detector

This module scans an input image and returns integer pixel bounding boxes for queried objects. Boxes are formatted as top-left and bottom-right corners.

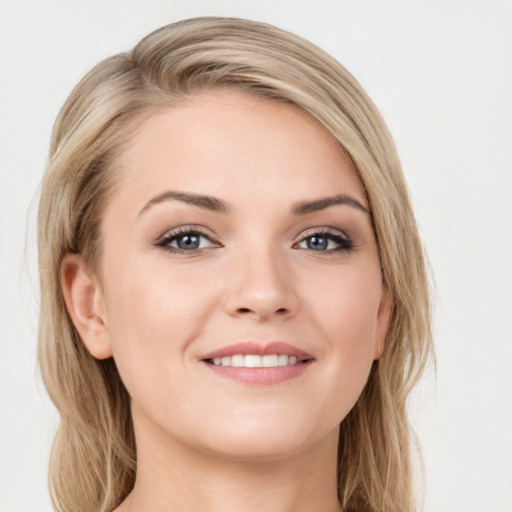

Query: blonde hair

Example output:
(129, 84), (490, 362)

(38, 16), (433, 512)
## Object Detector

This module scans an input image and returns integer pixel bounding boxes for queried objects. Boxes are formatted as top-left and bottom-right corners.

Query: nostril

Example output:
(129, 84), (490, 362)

(235, 307), (288, 316)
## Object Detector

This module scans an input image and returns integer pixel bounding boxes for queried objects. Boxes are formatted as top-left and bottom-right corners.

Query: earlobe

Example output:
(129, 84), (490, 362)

(61, 253), (113, 359)
(373, 284), (391, 360)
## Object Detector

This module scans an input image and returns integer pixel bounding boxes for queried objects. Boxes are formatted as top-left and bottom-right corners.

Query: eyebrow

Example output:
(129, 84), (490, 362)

(291, 194), (369, 215)
(139, 191), (229, 216)
(138, 190), (368, 217)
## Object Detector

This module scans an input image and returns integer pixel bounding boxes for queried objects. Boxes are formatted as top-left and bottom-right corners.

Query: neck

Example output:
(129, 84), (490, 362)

(117, 411), (342, 512)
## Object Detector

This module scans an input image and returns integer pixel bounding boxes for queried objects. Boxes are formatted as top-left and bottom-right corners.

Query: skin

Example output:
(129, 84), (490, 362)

(62, 90), (390, 512)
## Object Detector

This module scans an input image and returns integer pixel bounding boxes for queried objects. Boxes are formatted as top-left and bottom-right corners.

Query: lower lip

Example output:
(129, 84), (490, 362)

(203, 361), (313, 385)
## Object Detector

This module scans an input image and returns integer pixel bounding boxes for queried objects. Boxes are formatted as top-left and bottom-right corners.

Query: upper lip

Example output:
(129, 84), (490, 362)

(201, 341), (314, 361)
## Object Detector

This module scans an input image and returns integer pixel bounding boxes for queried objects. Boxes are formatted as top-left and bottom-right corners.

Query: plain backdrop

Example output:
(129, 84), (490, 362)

(1, 1), (511, 511)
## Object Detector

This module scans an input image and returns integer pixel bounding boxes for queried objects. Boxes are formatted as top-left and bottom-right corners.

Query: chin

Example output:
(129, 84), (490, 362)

(203, 436), (313, 462)
(196, 414), (334, 462)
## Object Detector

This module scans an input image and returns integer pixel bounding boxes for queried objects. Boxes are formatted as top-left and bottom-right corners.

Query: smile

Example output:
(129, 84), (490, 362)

(201, 342), (314, 385)
(209, 354), (300, 367)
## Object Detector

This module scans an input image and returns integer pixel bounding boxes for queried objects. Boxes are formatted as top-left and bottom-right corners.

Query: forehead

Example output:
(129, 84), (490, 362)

(110, 89), (367, 215)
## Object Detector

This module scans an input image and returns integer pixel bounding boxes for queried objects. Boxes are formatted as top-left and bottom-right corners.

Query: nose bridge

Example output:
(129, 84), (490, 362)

(225, 236), (297, 320)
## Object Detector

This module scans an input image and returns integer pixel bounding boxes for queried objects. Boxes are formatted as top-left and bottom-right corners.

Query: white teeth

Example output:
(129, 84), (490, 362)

(211, 354), (300, 368)
(231, 354), (244, 367)
(245, 354), (262, 367)
(278, 354), (288, 366)
(262, 354), (279, 367)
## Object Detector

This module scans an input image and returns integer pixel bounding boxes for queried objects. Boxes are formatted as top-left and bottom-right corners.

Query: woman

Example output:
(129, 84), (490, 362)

(38, 16), (432, 512)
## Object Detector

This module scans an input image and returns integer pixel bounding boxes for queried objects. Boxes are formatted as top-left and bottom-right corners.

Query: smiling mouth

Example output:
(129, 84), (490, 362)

(206, 354), (306, 368)
(200, 342), (314, 384)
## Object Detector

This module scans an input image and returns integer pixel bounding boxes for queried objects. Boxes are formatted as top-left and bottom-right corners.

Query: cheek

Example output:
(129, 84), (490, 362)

(101, 257), (218, 388)
(307, 260), (383, 344)
(305, 262), (383, 399)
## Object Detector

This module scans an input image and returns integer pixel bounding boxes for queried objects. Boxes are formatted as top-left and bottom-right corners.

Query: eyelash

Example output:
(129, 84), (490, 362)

(155, 227), (354, 254)
(294, 228), (354, 254)
(156, 227), (218, 254)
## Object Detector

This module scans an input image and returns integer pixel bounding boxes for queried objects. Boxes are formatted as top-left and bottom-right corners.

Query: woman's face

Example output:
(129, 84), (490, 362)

(91, 90), (389, 460)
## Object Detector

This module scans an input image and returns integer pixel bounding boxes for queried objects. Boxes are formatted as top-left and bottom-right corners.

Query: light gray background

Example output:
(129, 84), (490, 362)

(1, 1), (511, 511)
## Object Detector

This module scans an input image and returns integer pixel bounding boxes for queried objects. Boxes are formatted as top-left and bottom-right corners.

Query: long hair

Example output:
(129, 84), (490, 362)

(38, 17), (433, 512)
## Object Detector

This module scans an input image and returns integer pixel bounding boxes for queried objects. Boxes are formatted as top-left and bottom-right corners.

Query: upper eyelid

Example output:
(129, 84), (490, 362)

(296, 226), (350, 240)
(157, 225), (214, 242)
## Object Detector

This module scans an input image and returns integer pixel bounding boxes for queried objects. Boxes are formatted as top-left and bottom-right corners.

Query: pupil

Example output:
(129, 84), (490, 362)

(308, 236), (328, 250)
(177, 234), (200, 250)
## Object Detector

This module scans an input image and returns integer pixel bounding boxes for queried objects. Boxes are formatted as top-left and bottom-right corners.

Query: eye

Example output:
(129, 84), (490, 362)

(156, 228), (218, 253)
(295, 229), (354, 253)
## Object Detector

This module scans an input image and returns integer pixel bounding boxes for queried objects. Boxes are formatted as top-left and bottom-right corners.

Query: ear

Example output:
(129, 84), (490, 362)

(61, 253), (113, 359)
(373, 283), (391, 360)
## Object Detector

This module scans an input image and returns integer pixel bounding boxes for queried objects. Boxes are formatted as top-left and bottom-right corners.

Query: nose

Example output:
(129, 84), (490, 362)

(223, 247), (299, 322)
